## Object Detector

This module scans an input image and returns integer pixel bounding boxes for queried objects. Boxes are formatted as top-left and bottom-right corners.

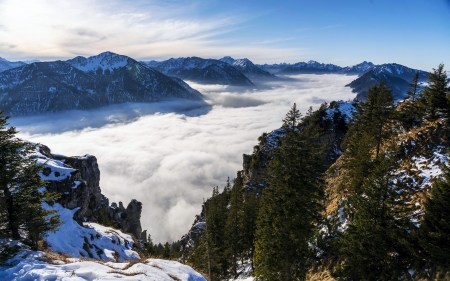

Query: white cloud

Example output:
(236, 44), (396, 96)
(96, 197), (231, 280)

(14, 74), (357, 243)
(0, 0), (306, 62)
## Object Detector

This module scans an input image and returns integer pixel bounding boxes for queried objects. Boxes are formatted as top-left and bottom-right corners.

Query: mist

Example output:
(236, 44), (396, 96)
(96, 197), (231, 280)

(13, 74), (357, 243)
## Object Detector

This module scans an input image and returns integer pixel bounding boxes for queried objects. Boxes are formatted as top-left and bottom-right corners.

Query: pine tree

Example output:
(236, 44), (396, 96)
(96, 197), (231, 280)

(418, 163), (450, 267)
(239, 188), (259, 271)
(419, 64), (449, 120)
(282, 103), (301, 131)
(198, 186), (231, 280)
(225, 175), (244, 278)
(407, 72), (421, 102)
(0, 112), (60, 249)
(254, 104), (324, 281)
(334, 148), (415, 281)
(340, 83), (395, 194)
(162, 242), (171, 259)
(399, 72), (422, 130)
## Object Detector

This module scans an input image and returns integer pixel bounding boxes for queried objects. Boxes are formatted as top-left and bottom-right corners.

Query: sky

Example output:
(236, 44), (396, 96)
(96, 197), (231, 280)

(0, 0), (449, 71)
(13, 74), (357, 243)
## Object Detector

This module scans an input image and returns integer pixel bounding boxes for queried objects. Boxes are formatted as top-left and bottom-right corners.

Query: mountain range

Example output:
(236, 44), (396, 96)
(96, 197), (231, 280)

(257, 60), (428, 99)
(0, 52), (203, 116)
(0, 52), (430, 116)
(143, 57), (255, 86)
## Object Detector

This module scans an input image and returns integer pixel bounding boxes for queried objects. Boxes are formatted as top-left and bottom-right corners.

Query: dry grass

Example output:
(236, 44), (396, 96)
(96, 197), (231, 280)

(150, 263), (163, 269)
(40, 249), (74, 265)
(122, 258), (148, 270)
(167, 273), (182, 281)
(306, 270), (336, 281)
(107, 269), (147, 276)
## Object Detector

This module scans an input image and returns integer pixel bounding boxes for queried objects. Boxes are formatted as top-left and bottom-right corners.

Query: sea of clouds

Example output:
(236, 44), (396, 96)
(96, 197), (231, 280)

(12, 74), (357, 243)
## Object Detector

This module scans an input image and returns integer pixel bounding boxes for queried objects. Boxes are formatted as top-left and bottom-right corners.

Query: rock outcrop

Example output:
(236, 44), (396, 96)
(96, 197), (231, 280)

(37, 145), (146, 242)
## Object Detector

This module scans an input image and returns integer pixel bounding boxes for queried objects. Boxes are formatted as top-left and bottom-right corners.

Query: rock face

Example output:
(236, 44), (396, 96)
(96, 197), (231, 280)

(179, 208), (206, 261)
(0, 52), (204, 116)
(36, 145), (146, 242)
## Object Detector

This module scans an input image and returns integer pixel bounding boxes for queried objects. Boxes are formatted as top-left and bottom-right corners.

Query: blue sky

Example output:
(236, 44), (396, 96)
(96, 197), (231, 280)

(0, 0), (448, 70)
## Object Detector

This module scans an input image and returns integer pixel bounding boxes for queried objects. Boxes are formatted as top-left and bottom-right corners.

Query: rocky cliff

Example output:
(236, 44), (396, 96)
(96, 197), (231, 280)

(36, 144), (147, 243)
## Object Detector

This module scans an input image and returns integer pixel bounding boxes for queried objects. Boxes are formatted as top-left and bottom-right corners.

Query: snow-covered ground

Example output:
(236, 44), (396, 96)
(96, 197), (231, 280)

(0, 203), (206, 280)
(0, 252), (206, 281)
(43, 203), (140, 261)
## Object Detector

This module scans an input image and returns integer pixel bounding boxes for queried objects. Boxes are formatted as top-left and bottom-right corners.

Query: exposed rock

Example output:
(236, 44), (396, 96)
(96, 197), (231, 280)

(37, 145), (146, 242)
(180, 206), (206, 261)
(109, 199), (145, 242)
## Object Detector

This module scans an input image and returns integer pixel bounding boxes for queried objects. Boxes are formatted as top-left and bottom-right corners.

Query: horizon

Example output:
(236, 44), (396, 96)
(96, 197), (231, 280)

(0, 0), (449, 71)
(0, 50), (429, 70)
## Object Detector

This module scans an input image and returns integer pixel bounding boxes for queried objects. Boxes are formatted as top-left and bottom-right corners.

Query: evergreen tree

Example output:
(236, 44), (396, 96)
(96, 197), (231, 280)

(407, 72), (421, 102)
(399, 72), (422, 130)
(239, 188), (259, 271)
(419, 64), (449, 120)
(162, 242), (171, 259)
(145, 234), (155, 256)
(254, 104), (324, 281)
(225, 175), (244, 278)
(334, 148), (415, 281)
(340, 83), (395, 194)
(0, 112), (60, 249)
(418, 163), (450, 267)
(282, 102), (301, 131)
(191, 186), (231, 280)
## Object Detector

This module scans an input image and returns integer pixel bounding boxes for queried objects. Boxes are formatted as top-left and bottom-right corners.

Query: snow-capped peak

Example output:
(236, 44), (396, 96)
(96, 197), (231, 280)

(219, 56), (236, 65)
(67, 51), (133, 74)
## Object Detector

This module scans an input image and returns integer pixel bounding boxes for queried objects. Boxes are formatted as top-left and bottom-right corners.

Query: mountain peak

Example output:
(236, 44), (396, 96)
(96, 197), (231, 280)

(67, 52), (133, 73)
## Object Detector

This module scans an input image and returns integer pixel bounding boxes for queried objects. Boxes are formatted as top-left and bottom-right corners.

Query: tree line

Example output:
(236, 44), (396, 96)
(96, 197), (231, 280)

(0, 113), (60, 261)
(185, 64), (450, 281)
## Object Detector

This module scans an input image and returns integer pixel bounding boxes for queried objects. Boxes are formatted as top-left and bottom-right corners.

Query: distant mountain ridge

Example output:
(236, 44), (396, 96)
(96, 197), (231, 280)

(219, 56), (276, 80)
(346, 63), (429, 100)
(144, 57), (255, 86)
(0, 52), (203, 116)
(257, 60), (376, 75)
(0, 57), (27, 73)
(254, 60), (428, 100)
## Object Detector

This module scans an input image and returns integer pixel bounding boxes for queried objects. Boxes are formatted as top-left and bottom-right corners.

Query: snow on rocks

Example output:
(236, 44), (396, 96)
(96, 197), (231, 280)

(33, 147), (76, 181)
(43, 203), (140, 262)
(324, 100), (355, 123)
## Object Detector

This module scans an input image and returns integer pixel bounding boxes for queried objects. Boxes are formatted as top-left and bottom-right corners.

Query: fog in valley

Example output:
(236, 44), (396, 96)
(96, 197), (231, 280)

(12, 74), (357, 243)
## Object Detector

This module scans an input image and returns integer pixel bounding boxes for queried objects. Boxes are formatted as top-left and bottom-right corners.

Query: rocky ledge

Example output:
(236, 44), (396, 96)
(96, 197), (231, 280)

(36, 145), (147, 243)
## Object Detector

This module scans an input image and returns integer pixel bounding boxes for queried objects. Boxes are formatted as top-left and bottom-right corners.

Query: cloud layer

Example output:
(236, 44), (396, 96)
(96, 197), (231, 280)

(14, 74), (357, 243)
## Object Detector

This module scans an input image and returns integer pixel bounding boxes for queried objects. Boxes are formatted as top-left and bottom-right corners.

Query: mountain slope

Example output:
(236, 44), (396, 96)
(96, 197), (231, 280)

(0, 57), (26, 73)
(346, 63), (429, 100)
(0, 52), (204, 116)
(278, 60), (344, 74)
(145, 57), (255, 86)
(219, 56), (276, 80)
